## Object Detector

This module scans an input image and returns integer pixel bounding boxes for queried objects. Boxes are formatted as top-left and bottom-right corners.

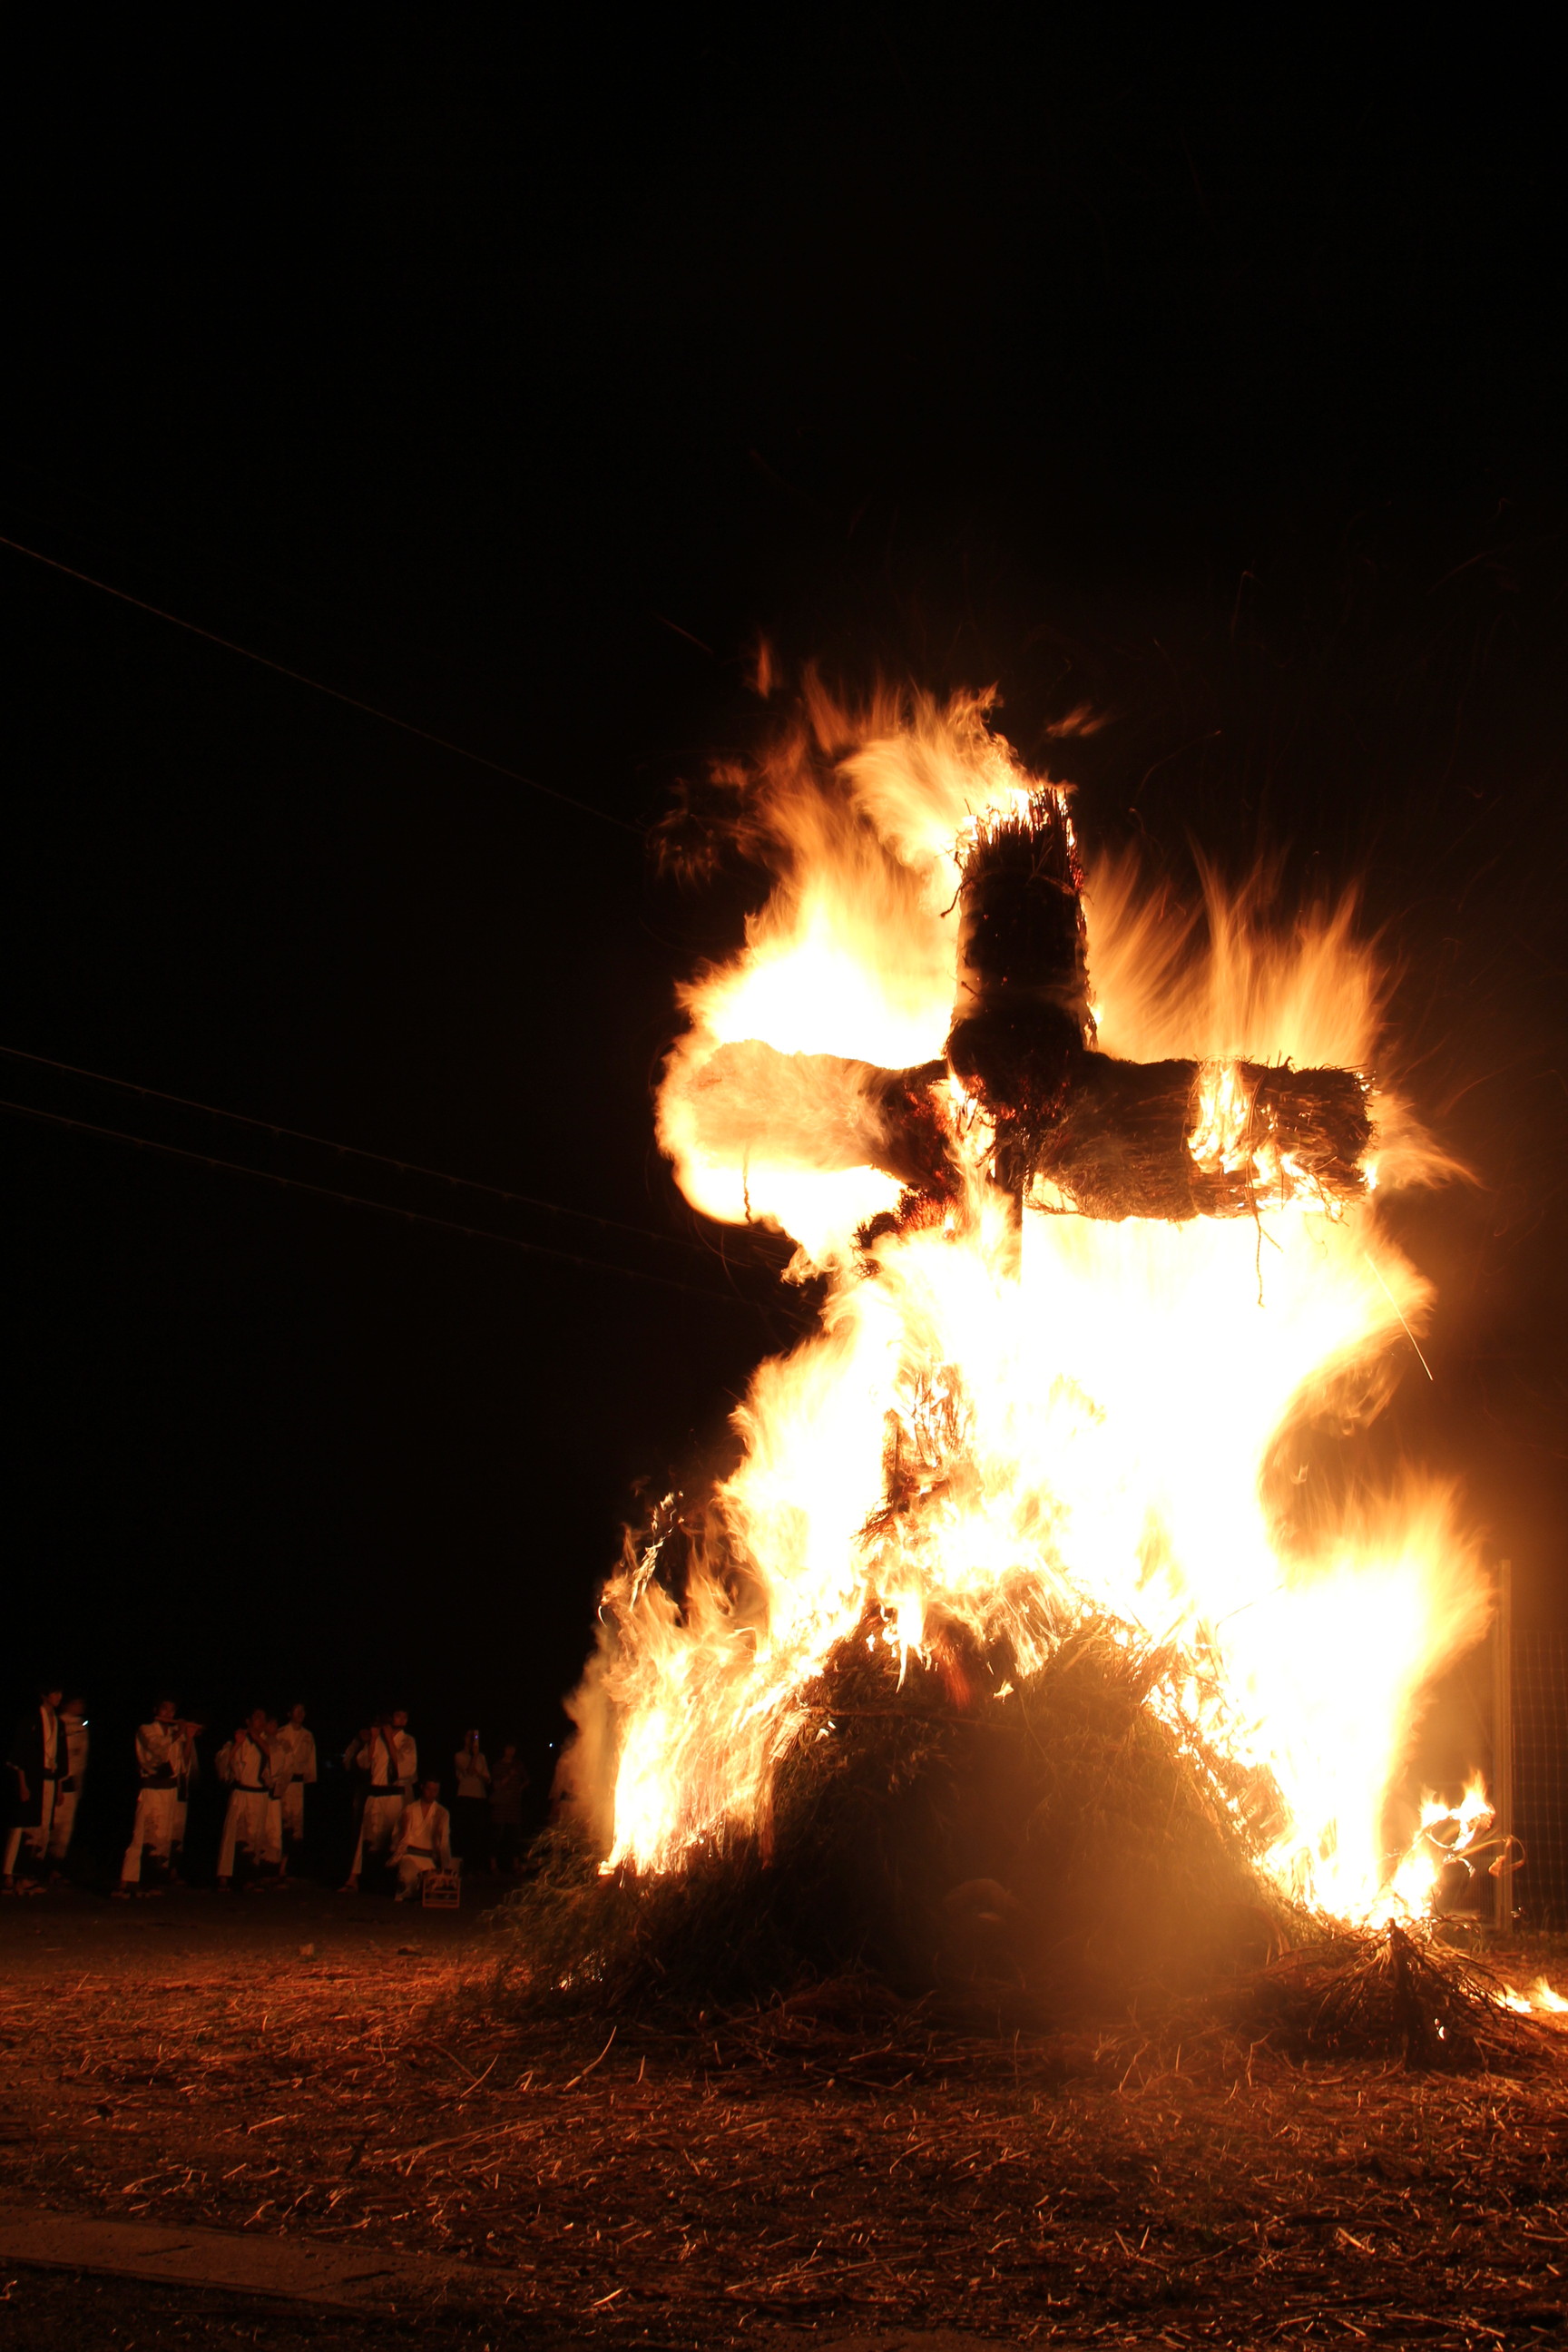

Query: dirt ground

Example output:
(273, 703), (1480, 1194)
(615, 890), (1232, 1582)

(4, 1886), (1568, 2349)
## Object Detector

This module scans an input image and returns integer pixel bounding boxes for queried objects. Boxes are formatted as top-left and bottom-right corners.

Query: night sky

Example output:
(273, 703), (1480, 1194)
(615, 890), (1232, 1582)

(4, 24), (1565, 1828)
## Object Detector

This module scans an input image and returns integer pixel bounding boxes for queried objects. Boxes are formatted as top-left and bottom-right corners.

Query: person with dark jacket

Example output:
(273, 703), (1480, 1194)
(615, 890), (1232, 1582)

(487, 1741), (530, 1875)
(452, 1730), (491, 1868)
(3, 1683), (65, 1893)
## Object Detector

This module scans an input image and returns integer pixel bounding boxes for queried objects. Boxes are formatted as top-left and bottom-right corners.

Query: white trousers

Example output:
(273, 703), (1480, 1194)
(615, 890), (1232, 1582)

(351, 1790), (403, 1875)
(396, 1852), (438, 1896)
(282, 1779), (306, 1840)
(219, 1788), (280, 1877)
(48, 1787), (80, 1859)
(2, 1779), (55, 1875)
(122, 1786), (177, 1883)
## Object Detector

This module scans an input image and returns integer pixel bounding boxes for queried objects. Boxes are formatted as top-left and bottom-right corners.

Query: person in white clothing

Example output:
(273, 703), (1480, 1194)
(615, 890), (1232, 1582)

(390, 1778), (452, 1900)
(3, 1685), (64, 1892)
(216, 1709), (283, 1888)
(46, 1696), (90, 1877)
(340, 1712), (407, 1891)
(116, 1700), (194, 1896)
(276, 1701), (317, 1856)
(343, 1718), (415, 1795)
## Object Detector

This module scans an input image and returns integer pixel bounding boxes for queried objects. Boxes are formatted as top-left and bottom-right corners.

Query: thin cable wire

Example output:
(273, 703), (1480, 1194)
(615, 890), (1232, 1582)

(0, 1095), (759, 1312)
(0, 531), (643, 838)
(0, 1040), (712, 1260)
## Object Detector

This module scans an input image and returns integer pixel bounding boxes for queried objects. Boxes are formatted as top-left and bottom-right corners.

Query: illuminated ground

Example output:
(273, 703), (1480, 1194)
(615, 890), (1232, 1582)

(2, 1889), (1567, 2348)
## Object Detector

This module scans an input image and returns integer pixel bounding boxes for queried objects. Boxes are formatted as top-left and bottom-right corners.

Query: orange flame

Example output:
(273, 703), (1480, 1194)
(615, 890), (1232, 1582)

(569, 685), (1489, 1925)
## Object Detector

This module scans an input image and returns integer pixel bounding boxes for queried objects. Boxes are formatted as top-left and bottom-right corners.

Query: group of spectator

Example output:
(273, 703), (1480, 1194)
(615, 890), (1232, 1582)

(2, 1683), (532, 1900)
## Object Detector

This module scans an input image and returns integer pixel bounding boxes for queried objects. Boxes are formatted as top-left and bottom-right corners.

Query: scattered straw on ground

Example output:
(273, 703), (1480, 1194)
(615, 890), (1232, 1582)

(4, 1906), (1568, 2347)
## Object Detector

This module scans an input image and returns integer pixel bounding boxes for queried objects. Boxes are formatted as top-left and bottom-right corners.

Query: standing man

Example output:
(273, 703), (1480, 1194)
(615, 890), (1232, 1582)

(391, 1708), (417, 1800)
(170, 1714), (205, 1883)
(276, 1702), (317, 1867)
(487, 1740), (530, 1877)
(342, 1722), (370, 1855)
(343, 1712), (414, 1814)
(46, 1694), (90, 1880)
(2, 1683), (64, 1893)
(216, 1709), (282, 1890)
(390, 1777), (452, 1901)
(340, 1711), (405, 1893)
(260, 1714), (286, 1879)
(116, 1699), (193, 1896)
(452, 1730), (491, 1869)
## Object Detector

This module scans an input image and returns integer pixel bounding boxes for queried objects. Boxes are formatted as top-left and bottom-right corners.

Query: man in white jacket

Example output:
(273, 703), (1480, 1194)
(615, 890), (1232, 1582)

(215, 1710), (282, 1889)
(340, 1712), (410, 1891)
(46, 1696), (89, 1877)
(2, 1684), (64, 1891)
(116, 1700), (194, 1896)
(390, 1777), (453, 1901)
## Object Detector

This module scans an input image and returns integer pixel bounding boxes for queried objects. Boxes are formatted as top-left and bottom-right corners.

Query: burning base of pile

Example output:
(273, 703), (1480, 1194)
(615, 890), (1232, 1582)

(507, 1611), (1564, 2073)
(504, 1662), (1566, 2083)
(509, 1612), (1305, 2023)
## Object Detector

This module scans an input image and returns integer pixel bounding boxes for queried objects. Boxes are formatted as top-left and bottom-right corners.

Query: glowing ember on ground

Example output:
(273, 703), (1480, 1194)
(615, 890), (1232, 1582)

(566, 683), (1503, 1936)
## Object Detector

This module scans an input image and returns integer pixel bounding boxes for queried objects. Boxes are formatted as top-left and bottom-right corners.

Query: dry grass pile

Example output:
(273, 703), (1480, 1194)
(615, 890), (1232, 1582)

(1242, 1921), (1562, 2070)
(500, 1611), (1300, 2022)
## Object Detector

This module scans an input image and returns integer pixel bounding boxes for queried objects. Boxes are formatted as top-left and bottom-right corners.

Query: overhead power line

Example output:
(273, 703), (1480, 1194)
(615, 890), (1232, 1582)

(0, 1040), (712, 1261)
(0, 1095), (760, 1312)
(0, 530), (643, 838)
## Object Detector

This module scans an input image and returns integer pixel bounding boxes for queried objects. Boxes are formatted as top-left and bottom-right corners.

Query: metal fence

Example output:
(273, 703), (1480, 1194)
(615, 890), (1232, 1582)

(1514, 1630), (1568, 1928)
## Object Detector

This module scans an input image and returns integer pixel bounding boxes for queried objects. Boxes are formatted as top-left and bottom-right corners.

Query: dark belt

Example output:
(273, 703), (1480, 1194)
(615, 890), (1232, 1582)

(405, 1846), (436, 1858)
(231, 1784), (270, 1795)
(366, 1785), (402, 1799)
(291, 1774), (306, 1783)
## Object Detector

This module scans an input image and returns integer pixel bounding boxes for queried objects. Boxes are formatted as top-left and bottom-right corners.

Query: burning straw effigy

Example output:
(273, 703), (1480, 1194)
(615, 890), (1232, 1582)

(506, 681), (1552, 2063)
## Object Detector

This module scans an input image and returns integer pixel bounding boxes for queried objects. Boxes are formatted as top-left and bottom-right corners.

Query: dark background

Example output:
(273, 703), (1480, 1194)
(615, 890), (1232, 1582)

(2, 20), (1564, 1857)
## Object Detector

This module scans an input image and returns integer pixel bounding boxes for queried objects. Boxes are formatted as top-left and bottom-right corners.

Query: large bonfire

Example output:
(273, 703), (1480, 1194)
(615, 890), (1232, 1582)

(548, 681), (1501, 2013)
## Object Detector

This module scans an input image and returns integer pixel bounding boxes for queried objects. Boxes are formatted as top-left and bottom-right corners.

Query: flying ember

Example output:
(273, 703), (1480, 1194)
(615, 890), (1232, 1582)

(565, 682), (1490, 1935)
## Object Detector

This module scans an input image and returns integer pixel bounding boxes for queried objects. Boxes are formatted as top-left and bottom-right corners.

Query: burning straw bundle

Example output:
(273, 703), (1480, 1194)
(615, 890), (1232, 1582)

(1241, 1922), (1560, 2072)
(502, 1612), (1300, 2024)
